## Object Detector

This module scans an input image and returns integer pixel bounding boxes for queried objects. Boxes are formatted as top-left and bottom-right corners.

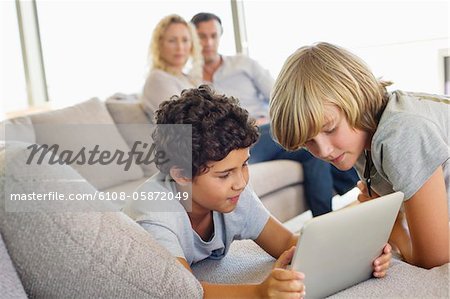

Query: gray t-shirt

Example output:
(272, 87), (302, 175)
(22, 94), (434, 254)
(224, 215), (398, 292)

(355, 90), (449, 212)
(123, 172), (271, 265)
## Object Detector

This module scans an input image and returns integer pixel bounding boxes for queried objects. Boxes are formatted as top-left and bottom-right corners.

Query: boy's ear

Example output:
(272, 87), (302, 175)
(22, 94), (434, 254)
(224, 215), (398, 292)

(169, 166), (191, 186)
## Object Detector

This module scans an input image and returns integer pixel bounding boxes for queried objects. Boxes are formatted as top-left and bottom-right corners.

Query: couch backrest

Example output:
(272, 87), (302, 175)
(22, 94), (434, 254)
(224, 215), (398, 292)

(0, 95), (160, 189)
(30, 98), (145, 189)
(105, 93), (153, 124)
(0, 234), (27, 298)
(0, 116), (35, 144)
(0, 143), (203, 298)
(105, 95), (158, 176)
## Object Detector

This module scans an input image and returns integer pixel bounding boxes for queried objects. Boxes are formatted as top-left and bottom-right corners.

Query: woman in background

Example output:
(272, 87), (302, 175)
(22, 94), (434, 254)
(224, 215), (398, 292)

(141, 14), (202, 115)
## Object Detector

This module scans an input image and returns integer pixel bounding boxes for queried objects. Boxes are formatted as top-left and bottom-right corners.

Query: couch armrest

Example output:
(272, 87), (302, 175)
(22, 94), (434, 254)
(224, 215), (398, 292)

(0, 234), (27, 299)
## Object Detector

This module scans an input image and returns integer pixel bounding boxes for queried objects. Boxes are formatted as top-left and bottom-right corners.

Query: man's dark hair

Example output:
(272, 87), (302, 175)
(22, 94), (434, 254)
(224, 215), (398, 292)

(153, 85), (258, 178)
(191, 12), (223, 32)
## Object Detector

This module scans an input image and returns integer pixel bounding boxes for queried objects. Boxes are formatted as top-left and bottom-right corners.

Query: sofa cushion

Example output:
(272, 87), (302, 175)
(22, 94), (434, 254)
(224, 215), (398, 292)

(105, 94), (153, 124)
(106, 98), (158, 177)
(261, 185), (306, 222)
(28, 98), (144, 190)
(249, 160), (303, 197)
(0, 234), (27, 298)
(330, 257), (449, 298)
(3, 141), (110, 213)
(0, 116), (35, 143)
(0, 144), (203, 298)
(103, 177), (149, 210)
(193, 240), (449, 298)
(192, 239), (274, 284)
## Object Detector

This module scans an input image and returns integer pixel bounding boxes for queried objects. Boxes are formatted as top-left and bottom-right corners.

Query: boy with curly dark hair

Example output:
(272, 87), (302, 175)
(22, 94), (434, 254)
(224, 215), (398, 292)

(124, 85), (390, 298)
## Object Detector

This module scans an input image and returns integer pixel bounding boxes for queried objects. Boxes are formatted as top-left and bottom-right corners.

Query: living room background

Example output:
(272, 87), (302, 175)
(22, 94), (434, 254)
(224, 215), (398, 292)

(1, 0), (449, 118)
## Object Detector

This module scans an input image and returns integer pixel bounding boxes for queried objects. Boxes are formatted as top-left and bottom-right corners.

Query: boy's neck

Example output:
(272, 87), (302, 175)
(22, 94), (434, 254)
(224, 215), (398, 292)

(188, 209), (214, 241)
(176, 182), (215, 241)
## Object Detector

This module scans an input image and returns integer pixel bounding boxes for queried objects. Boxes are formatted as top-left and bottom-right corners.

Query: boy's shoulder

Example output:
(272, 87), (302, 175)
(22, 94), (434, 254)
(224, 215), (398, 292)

(122, 172), (187, 220)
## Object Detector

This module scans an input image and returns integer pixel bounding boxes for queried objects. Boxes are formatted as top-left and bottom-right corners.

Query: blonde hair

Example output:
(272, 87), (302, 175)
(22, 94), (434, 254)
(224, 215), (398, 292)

(149, 14), (203, 80)
(270, 42), (392, 151)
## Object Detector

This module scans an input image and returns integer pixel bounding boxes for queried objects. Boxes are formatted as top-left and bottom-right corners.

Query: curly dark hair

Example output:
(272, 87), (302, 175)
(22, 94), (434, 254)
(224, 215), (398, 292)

(153, 85), (259, 178)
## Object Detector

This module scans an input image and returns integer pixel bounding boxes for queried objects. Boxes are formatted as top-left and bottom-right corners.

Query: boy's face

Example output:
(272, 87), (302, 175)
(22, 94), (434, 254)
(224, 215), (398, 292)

(191, 148), (250, 214)
(304, 105), (369, 171)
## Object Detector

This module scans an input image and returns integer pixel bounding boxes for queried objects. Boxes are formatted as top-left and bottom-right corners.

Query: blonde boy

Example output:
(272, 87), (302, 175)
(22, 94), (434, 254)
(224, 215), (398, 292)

(270, 42), (449, 269)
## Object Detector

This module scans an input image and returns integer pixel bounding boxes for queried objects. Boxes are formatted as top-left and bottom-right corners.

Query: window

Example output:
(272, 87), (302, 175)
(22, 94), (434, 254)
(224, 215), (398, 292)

(0, 0), (28, 117)
(36, 0), (235, 108)
(445, 56), (450, 95)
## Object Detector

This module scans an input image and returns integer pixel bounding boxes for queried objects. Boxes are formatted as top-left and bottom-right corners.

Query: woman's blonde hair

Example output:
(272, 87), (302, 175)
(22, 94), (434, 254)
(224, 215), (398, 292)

(270, 42), (392, 151)
(149, 14), (203, 80)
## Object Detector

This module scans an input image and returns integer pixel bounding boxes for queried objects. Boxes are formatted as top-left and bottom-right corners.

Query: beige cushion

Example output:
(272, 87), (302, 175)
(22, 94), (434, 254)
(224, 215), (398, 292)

(192, 239), (273, 284)
(106, 98), (158, 177)
(29, 98), (144, 190)
(0, 116), (35, 143)
(103, 177), (149, 210)
(105, 96), (152, 124)
(261, 185), (306, 222)
(193, 239), (449, 299)
(0, 144), (203, 298)
(249, 160), (303, 197)
(0, 234), (27, 298)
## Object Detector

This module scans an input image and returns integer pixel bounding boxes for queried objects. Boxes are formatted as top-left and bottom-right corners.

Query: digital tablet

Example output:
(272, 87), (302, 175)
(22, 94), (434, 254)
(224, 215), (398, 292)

(290, 192), (404, 298)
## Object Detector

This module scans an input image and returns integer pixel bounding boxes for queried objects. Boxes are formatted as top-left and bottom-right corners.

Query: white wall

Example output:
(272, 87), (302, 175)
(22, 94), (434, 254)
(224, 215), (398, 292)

(244, 0), (449, 94)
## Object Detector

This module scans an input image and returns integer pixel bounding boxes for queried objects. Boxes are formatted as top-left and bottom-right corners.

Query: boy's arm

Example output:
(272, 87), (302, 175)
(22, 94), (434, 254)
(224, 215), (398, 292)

(358, 167), (449, 269)
(177, 251), (305, 299)
(399, 166), (449, 269)
(254, 216), (298, 258)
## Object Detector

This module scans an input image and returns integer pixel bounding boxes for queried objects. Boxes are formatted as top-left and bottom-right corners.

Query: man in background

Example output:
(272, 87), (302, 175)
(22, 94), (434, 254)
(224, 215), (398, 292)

(191, 12), (359, 216)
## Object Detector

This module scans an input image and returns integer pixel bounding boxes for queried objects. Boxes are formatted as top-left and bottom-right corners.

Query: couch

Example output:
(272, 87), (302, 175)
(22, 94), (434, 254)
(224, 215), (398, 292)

(0, 96), (306, 297)
(1, 96), (306, 220)
(1, 98), (448, 298)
